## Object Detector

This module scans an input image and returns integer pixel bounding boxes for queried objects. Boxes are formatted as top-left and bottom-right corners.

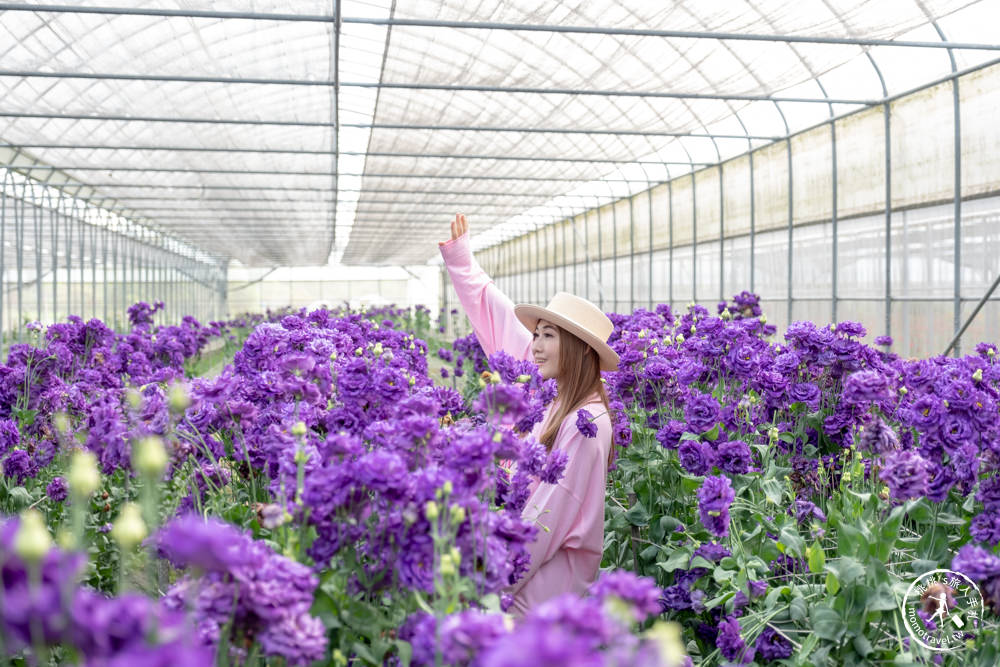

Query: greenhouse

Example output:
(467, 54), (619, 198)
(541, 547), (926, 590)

(2, 1), (1000, 666)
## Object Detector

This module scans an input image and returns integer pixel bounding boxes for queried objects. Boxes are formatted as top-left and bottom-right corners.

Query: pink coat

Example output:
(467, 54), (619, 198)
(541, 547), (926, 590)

(440, 233), (612, 617)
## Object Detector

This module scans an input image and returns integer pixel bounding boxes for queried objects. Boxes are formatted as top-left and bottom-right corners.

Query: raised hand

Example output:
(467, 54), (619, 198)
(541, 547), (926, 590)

(440, 213), (469, 246)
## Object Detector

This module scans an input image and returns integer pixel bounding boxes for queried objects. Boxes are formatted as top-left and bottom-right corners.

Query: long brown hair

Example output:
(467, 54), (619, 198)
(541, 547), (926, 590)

(538, 326), (611, 461)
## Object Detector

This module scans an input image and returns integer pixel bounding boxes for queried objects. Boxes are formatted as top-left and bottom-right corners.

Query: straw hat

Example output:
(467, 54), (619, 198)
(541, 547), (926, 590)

(515, 292), (620, 372)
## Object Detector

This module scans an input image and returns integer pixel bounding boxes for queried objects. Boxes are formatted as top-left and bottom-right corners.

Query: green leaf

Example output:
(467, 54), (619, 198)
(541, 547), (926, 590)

(810, 603), (846, 642)
(826, 571), (840, 596)
(790, 596), (808, 623)
(866, 583), (897, 612)
(761, 478), (783, 505)
(845, 488), (871, 507)
(903, 498), (931, 522)
(808, 540), (826, 574)
(658, 515), (683, 533)
(657, 546), (694, 573)
(351, 642), (376, 664)
(393, 640), (413, 667)
(778, 524), (805, 558)
(703, 423), (721, 441)
(624, 501), (650, 527)
(6, 486), (32, 511)
(825, 557), (865, 587)
(712, 567), (735, 583)
(852, 635), (873, 658)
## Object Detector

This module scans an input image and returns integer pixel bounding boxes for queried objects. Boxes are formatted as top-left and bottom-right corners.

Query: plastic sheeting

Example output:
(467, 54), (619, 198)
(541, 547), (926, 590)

(1, 0), (996, 269)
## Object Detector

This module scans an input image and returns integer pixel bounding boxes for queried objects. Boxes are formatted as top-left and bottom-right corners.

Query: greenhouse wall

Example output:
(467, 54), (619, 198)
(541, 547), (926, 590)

(449, 63), (1000, 359)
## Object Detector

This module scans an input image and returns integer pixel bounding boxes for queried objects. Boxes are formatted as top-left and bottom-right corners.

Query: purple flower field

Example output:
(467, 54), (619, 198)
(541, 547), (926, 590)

(1, 293), (998, 665)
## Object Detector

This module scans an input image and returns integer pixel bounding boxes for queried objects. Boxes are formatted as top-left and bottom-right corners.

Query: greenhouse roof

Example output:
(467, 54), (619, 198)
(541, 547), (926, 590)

(1, 0), (998, 267)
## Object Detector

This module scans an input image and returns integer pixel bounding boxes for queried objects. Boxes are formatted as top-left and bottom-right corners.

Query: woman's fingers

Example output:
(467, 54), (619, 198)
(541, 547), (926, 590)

(439, 213), (467, 246)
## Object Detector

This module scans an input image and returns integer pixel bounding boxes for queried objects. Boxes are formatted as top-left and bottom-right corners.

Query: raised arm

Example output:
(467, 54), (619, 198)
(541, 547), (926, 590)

(439, 214), (532, 361)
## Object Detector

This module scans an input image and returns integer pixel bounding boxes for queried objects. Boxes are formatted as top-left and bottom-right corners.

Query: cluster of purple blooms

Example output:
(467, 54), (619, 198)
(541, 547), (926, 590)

(399, 570), (688, 667)
(157, 515), (326, 665)
(0, 516), (213, 665)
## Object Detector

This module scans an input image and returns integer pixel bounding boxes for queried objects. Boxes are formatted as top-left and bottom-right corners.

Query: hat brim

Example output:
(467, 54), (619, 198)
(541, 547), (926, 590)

(514, 304), (620, 372)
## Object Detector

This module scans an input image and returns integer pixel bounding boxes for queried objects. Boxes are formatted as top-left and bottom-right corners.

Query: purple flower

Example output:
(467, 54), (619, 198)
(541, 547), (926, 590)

(716, 615), (754, 663)
(880, 450), (930, 501)
(575, 409), (598, 438)
(858, 418), (899, 455)
(792, 499), (827, 525)
(697, 476), (735, 537)
(971, 512), (1000, 546)
(716, 440), (752, 475)
(0, 418), (18, 454)
(678, 440), (715, 476)
(655, 420), (688, 450)
(46, 477), (69, 503)
(951, 544), (1000, 581)
(154, 515), (253, 572)
(473, 384), (531, 427)
(692, 542), (731, 563)
(659, 585), (692, 611)
(2, 450), (34, 484)
(874, 335), (893, 346)
(755, 627), (793, 660)
(787, 382), (821, 407)
(684, 393), (720, 433)
(748, 580), (767, 598)
(842, 370), (889, 405)
(588, 570), (663, 622)
(540, 450), (569, 484)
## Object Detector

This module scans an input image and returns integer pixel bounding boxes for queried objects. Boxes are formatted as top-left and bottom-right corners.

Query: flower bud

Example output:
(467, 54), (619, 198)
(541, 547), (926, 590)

(899, 386), (908, 395)
(450, 505), (466, 525)
(442, 480), (453, 496)
(676, 334), (685, 344)
(424, 501), (439, 521)
(291, 421), (307, 437)
(167, 383), (190, 413)
(973, 368), (984, 382)
(408, 375), (416, 386)
(759, 314), (767, 324)
(68, 450), (101, 499)
(492, 431), (503, 443)
(990, 348), (997, 358)
(133, 436), (168, 477)
(14, 509), (52, 563)
(53, 412), (70, 434)
(125, 388), (143, 410)
(689, 325), (696, 334)
(721, 308), (732, 321)
(354, 347), (363, 356)
(372, 342), (383, 356)
(111, 503), (147, 551)
(516, 374), (531, 383)
(449, 547), (462, 565)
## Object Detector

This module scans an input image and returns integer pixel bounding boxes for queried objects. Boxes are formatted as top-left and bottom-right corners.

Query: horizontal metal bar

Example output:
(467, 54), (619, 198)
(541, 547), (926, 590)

(0, 70), (873, 104)
(2, 5), (995, 52)
(2, 165), (664, 182)
(120, 200), (558, 210)
(0, 111), (780, 140)
(75, 189), (603, 200)
(1, 143), (714, 166)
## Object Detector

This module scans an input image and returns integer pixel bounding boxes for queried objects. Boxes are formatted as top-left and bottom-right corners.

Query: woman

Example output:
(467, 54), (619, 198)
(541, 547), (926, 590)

(439, 213), (620, 617)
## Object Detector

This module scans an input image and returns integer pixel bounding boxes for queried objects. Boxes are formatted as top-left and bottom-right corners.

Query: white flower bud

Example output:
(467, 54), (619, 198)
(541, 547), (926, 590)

(167, 383), (190, 413)
(68, 450), (101, 499)
(111, 503), (147, 551)
(424, 501), (440, 521)
(14, 509), (52, 563)
(291, 421), (307, 437)
(133, 436), (168, 477)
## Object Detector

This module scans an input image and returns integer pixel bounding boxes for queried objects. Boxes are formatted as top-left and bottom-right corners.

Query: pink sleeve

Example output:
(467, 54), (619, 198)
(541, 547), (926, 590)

(509, 412), (612, 595)
(439, 233), (532, 361)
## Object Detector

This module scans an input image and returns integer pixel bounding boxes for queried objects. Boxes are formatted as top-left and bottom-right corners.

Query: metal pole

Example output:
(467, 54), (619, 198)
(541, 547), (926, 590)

(943, 272), (1000, 357)
(50, 189), (58, 322)
(885, 104), (892, 340)
(612, 191), (619, 313)
(831, 120), (838, 324)
(15, 180), (24, 342)
(648, 183), (654, 310)
(718, 164), (725, 303)
(597, 201), (604, 310)
(787, 138), (794, 327)
(33, 182), (42, 326)
(628, 190), (635, 313)
(668, 179), (674, 309)
(749, 149), (756, 294)
(1, 169), (7, 343)
(692, 173), (698, 305)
